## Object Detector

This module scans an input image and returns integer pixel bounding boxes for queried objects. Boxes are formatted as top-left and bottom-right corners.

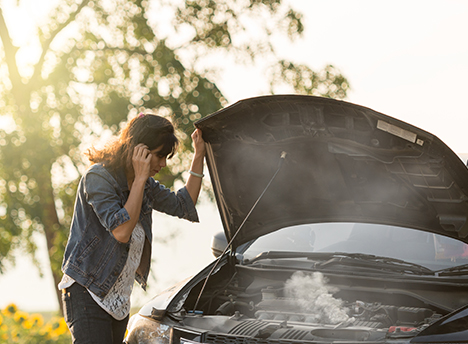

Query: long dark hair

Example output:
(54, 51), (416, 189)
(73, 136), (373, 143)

(86, 114), (178, 174)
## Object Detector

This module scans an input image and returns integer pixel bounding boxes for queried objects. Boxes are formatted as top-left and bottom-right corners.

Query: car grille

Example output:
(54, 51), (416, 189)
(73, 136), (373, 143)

(202, 320), (385, 344)
(204, 333), (383, 344)
(204, 333), (306, 344)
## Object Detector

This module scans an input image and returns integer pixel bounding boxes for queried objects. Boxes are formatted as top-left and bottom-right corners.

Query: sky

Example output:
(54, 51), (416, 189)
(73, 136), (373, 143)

(0, 0), (467, 312)
(218, 1), (468, 154)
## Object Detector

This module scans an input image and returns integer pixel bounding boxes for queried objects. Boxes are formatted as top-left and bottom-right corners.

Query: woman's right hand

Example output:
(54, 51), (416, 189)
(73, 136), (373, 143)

(117, 144), (150, 242)
(132, 143), (152, 182)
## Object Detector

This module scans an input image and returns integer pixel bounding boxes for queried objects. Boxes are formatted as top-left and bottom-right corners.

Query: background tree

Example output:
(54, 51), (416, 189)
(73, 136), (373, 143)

(0, 0), (349, 312)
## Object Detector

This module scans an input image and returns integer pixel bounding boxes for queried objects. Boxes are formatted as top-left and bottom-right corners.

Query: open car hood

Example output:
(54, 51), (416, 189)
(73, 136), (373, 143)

(195, 95), (468, 249)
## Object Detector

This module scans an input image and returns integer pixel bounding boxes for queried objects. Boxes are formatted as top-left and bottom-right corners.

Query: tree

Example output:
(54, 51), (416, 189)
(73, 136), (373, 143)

(0, 0), (349, 312)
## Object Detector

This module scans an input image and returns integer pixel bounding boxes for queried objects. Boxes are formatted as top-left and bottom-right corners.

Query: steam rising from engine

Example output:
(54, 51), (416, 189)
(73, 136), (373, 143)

(284, 271), (350, 324)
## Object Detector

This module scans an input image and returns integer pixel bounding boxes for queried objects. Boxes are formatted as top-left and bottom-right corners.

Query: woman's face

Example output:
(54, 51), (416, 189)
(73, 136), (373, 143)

(149, 145), (167, 175)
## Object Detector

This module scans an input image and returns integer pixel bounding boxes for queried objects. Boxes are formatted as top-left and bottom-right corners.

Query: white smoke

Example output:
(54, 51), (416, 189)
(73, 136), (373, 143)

(284, 271), (350, 324)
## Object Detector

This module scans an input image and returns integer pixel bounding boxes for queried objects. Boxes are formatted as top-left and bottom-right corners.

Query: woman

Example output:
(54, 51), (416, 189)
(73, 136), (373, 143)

(59, 113), (205, 343)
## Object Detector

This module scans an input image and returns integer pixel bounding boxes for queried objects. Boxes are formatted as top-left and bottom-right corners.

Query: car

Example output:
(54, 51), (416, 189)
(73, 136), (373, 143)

(125, 95), (468, 344)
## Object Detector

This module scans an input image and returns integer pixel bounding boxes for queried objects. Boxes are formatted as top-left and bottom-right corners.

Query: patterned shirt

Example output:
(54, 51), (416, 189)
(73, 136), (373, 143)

(59, 222), (145, 320)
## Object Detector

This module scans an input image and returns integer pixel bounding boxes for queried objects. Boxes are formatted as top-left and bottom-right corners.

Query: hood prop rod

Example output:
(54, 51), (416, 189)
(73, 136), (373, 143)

(192, 151), (287, 313)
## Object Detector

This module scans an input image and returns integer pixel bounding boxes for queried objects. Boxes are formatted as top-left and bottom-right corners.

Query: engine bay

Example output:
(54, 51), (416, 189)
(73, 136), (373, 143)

(170, 263), (468, 342)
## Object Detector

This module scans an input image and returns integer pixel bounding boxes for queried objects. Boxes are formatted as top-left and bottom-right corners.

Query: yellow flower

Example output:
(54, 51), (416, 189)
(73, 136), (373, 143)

(39, 323), (53, 337)
(2, 303), (17, 316)
(0, 314), (3, 326)
(29, 313), (44, 327)
(13, 310), (29, 324)
(10, 328), (19, 342)
(49, 317), (69, 338)
(22, 318), (34, 329)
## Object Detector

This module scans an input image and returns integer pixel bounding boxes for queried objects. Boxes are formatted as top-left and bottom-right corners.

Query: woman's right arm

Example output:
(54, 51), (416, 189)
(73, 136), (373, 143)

(85, 144), (152, 244)
(112, 144), (152, 243)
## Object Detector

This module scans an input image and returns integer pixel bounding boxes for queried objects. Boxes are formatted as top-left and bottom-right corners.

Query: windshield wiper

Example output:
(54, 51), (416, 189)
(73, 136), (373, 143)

(315, 252), (434, 275)
(435, 263), (468, 276)
(244, 251), (433, 275)
(243, 251), (322, 264)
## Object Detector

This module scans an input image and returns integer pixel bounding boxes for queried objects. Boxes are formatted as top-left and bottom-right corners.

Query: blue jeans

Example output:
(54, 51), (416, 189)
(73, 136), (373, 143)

(62, 283), (129, 344)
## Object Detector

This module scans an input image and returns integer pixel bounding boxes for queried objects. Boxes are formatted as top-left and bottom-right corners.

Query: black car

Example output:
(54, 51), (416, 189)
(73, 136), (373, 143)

(125, 95), (468, 344)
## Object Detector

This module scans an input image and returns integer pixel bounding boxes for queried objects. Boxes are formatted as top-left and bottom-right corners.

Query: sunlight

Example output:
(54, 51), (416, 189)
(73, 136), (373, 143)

(1, 0), (58, 77)
(0, 115), (16, 134)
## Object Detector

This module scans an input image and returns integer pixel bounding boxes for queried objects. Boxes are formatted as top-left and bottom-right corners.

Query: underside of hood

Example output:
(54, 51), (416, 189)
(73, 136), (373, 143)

(195, 95), (468, 249)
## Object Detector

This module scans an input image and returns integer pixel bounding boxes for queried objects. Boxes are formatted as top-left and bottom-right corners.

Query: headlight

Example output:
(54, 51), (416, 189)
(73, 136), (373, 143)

(125, 314), (171, 344)
(125, 314), (203, 344)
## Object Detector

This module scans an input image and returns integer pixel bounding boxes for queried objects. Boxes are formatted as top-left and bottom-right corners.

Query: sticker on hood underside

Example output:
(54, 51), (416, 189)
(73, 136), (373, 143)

(377, 120), (417, 143)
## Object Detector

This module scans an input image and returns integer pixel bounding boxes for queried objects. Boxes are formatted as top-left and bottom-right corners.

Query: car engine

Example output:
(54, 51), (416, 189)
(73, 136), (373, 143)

(172, 266), (452, 342)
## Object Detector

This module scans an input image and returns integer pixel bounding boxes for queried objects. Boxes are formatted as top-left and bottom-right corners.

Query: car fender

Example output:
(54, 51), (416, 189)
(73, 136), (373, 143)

(137, 256), (229, 317)
(138, 276), (194, 317)
(411, 304), (468, 343)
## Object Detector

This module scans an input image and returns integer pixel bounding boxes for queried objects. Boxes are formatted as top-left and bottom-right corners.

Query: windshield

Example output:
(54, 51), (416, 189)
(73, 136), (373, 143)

(241, 222), (468, 271)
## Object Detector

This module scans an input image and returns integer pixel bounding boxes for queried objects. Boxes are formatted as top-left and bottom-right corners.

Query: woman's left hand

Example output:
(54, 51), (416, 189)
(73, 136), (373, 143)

(191, 128), (206, 157)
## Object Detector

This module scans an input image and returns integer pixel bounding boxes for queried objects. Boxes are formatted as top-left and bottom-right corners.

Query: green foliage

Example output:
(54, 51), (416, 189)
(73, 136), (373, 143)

(0, 0), (349, 311)
(269, 61), (349, 98)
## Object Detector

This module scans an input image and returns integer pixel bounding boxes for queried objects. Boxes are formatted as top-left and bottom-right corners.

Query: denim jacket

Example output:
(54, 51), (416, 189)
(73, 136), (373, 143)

(61, 163), (199, 299)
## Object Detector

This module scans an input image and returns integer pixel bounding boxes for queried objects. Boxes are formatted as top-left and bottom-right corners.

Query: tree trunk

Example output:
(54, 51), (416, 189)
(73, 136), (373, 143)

(40, 176), (65, 316)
